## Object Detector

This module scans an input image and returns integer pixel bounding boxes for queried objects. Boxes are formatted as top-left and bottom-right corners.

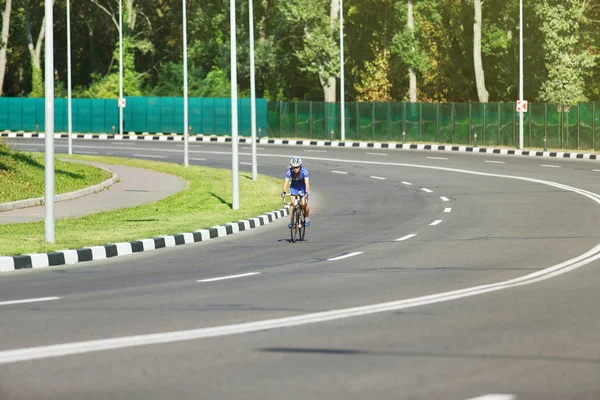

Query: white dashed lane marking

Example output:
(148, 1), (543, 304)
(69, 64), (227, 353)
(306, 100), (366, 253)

(370, 176), (386, 180)
(198, 272), (261, 283)
(440, 196), (450, 202)
(328, 252), (363, 261)
(0, 297), (60, 306)
(396, 234), (417, 242)
(401, 181), (412, 185)
(331, 171), (348, 175)
(422, 188), (433, 193)
(430, 220), (442, 226)
(444, 208), (451, 213)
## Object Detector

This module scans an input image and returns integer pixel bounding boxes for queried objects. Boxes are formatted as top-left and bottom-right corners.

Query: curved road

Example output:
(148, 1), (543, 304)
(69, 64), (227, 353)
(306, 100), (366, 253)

(0, 138), (599, 400)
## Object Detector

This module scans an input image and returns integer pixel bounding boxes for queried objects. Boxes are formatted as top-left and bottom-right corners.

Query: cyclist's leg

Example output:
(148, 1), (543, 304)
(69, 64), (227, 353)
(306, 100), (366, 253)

(302, 196), (310, 226)
(289, 188), (299, 228)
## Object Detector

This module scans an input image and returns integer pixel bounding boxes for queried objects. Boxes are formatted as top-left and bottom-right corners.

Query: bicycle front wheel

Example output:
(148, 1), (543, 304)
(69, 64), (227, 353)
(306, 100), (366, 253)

(290, 207), (298, 243)
(299, 209), (306, 241)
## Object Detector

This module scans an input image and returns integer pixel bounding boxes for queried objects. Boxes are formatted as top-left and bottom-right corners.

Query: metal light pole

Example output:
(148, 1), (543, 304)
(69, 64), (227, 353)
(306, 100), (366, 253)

(119, 0), (123, 136)
(340, 0), (345, 141)
(249, 0), (257, 180)
(44, 0), (55, 243)
(230, 0), (239, 209)
(519, 0), (523, 150)
(66, 0), (72, 155)
(183, 0), (189, 167)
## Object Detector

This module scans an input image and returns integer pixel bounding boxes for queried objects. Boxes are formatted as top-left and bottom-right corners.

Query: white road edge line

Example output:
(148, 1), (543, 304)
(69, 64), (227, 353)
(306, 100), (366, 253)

(369, 176), (386, 180)
(0, 297), (60, 306)
(240, 162), (252, 166)
(430, 220), (442, 226)
(440, 196), (450, 202)
(198, 272), (261, 283)
(444, 208), (451, 213)
(422, 188), (433, 193)
(303, 149), (327, 153)
(331, 171), (348, 174)
(426, 156), (447, 160)
(366, 152), (388, 156)
(484, 160), (505, 164)
(541, 164), (561, 168)
(189, 158), (206, 161)
(133, 154), (165, 159)
(328, 252), (363, 261)
(396, 234), (417, 242)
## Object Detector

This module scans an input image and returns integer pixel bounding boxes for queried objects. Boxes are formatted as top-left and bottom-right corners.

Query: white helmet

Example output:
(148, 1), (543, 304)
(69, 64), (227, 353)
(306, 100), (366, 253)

(290, 157), (302, 167)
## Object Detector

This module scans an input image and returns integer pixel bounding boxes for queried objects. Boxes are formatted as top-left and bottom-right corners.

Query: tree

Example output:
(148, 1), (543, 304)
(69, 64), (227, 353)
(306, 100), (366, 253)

(473, 0), (489, 102)
(279, 0), (340, 102)
(0, 0), (12, 95)
(535, 0), (597, 105)
(354, 46), (392, 101)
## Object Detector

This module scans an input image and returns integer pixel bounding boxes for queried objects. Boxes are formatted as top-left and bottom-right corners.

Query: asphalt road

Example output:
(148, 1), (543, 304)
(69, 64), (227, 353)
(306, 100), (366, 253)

(0, 138), (599, 400)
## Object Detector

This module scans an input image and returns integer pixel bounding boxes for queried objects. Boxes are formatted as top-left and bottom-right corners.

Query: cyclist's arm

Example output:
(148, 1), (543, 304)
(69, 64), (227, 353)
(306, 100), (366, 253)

(282, 178), (290, 193)
(305, 178), (310, 195)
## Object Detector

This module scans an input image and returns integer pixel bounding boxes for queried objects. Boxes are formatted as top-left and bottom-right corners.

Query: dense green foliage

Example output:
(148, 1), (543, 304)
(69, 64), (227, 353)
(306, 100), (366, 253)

(0, 140), (112, 202)
(0, 0), (598, 104)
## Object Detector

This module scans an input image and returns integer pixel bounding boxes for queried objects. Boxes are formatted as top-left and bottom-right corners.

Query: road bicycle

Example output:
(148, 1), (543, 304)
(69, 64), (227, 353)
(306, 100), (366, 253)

(283, 193), (306, 243)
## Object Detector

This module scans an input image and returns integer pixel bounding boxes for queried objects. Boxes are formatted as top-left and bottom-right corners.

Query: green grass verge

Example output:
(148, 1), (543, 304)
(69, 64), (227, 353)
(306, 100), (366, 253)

(0, 141), (112, 202)
(0, 155), (283, 256)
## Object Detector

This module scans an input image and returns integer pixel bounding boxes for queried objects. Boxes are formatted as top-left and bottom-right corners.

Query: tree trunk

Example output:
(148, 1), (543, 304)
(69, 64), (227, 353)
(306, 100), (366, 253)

(0, 0), (12, 95)
(321, 0), (339, 103)
(23, 0), (46, 96)
(473, 0), (489, 102)
(407, 0), (417, 102)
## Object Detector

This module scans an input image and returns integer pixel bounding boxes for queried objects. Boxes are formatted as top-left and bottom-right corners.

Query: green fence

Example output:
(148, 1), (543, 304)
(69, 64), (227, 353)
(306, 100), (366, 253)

(0, 97), (268, 135)
(267, 101), (600, 151)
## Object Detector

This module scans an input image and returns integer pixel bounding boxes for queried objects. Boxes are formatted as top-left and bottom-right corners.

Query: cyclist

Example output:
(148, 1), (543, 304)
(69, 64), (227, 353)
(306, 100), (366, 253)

(281, 157), (310, 229)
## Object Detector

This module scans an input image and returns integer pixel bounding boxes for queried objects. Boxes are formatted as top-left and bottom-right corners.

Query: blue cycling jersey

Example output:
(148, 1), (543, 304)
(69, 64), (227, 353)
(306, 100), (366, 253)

(285, 166), (309, 194)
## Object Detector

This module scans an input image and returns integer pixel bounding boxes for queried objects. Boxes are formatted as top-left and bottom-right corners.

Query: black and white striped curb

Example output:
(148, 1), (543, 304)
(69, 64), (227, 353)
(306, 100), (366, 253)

(2, 131), (599, 160)
(0, 207), (289, 272)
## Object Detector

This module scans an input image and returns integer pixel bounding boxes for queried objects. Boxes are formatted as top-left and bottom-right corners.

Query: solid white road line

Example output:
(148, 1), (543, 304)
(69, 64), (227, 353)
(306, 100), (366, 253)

(541, 164), (561, 168)
(328, 252), (363, 261)
(593, 169), (600, 172)
(465, 395), (516, 400)
(331, 171), (348, 175)
(77, 151), (98, 155)
(366, 152), (388, 156)
(133, 154), (165, 159)
(303, 149), (327, 153)
(0, 297), (60, 306)
(440, 196), (450, 202)
(370, 176), (386, 180)
(430, 220), (442, 226)
(426, 156), (447, 160)
(240, 162), (252, 166)
(444, 208), (451, 213)
(422, 188), (433, 193)
(198, 272), (261, 283)
(189, 158), (206, 161)
(484, 160), (505, 164)
(395, 234), (417, 242)
(401, 181), (412, 185)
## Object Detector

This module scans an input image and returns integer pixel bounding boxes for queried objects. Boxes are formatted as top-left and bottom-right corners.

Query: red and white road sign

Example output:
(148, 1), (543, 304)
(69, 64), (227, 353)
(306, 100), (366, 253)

(516, 100), (528, 112)
(118, 98), (126, 108)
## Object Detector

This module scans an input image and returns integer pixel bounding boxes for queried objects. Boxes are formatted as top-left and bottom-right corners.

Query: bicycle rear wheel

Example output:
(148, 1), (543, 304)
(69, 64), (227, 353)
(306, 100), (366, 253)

(299, 209), (306, 241)
(290, 207), (298, 243)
